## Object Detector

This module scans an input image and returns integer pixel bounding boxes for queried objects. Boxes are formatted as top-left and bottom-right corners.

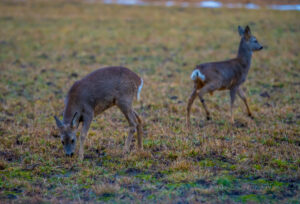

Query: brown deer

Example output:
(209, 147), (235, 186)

(187, 25), (263, 128)
(54, 66), (144, 160)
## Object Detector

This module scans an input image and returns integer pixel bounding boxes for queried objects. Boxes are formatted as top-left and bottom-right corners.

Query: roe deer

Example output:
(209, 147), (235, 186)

(186, 25), (263, 128)
(54, 66), (144, 160)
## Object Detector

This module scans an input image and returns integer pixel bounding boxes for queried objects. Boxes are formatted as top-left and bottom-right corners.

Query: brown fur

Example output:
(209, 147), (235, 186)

(186, 25), (263, 128)
(55, 66), (143, 160)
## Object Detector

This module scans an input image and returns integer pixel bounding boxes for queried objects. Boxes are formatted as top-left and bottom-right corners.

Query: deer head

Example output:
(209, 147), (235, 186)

(54, 112), (79, 157)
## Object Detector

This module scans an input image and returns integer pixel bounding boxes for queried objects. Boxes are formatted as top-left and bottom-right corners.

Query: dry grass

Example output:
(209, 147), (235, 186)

(0, 0), (299, 202)
(92, 183), (120, 196)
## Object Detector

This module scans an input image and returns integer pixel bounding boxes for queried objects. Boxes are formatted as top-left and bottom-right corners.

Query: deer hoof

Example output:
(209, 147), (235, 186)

(206, 116), (211, 121)
(186, 121), (191, 128)
(78, 155), (84, 161)
(187, 124), (191, 131)
(123, 147), (130, 154)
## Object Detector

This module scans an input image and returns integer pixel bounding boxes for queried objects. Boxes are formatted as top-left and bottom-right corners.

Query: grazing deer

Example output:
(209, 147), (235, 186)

(54, 66), (144, 160)
(187, 25), (263, 128)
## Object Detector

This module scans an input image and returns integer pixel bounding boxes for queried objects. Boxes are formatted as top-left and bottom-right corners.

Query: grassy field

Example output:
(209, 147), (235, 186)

(0, 0), (299, 203)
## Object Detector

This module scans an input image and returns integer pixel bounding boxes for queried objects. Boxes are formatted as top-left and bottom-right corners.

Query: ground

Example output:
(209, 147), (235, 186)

(0, 1), (299, 203)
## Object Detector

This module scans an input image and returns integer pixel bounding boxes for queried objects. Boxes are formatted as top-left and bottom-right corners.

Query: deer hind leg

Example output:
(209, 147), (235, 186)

(230, 87), (238, 124)
(197, 82), (220, 121)
(237, 87), (253, 118)
(198, 95), (211, 121)
(117, 100), (138, 153)
(133, 110), (143, 150)
(186, 88), (198, 129)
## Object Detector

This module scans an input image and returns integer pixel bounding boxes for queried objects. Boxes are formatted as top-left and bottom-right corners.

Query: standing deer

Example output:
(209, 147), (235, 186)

(187, 25), (263, 128)
(54, 66), (144, 160)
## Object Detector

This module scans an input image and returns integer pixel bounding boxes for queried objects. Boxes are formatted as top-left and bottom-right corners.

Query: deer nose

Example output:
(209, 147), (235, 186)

(259, 46), (263, 50)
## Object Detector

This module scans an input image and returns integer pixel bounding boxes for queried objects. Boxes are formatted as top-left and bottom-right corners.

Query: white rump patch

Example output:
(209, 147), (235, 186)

(190, 69), (205, 81)
(137, 78), (143, 101)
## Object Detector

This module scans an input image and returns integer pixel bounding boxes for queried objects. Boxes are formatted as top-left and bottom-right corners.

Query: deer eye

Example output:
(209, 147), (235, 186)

(71, 139), (75, 144)
(61, 141), (65, 145)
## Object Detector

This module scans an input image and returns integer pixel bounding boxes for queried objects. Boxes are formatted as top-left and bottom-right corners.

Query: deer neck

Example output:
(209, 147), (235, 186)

(237, 39), (252, 70)
(63, 100), (78, 125)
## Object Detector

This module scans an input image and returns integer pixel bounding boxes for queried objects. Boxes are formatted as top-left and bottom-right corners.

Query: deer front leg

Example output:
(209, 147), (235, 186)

(186, 89), (197, 129)
(79, 114), (92, 161)
(237, 87), (253, 118)
(230, 88), (238, 124)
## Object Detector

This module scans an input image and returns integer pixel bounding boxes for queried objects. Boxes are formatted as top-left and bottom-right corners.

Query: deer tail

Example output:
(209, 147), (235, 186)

(190, 69), (205, 81)
(137, 78), (143, 101)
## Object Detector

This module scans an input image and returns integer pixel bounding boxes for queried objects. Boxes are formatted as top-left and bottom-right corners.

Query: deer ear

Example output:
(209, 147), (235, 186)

(70, 112), (79, 129)
(54, 116), (64, 129)
(238, 26), (244, 36)
(244, 25), (251, 40)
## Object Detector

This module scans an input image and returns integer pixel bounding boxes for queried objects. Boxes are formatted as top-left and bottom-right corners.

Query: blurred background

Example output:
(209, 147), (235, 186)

(99, 0), (300, 10)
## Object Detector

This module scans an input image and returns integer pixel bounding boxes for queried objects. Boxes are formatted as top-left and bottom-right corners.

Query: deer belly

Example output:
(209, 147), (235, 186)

(94, 99), (115, 115)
